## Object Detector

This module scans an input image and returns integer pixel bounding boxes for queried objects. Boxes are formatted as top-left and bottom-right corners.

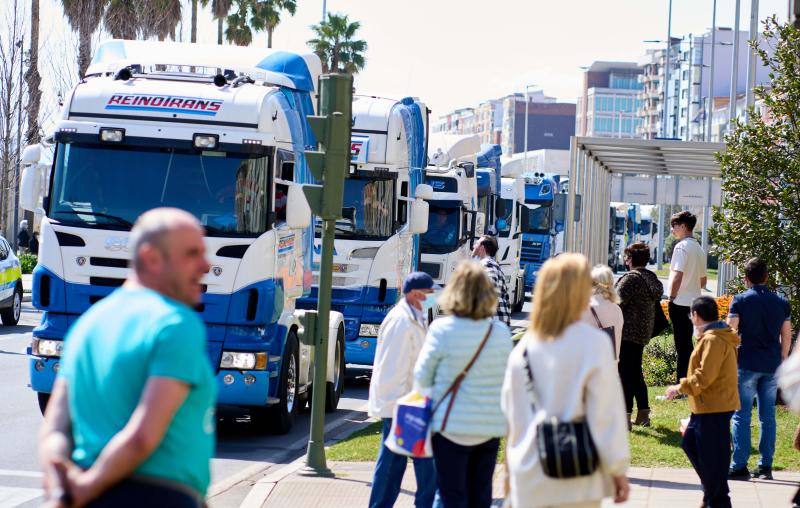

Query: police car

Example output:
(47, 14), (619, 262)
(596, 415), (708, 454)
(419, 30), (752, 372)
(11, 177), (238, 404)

(0, 235), (22, 326)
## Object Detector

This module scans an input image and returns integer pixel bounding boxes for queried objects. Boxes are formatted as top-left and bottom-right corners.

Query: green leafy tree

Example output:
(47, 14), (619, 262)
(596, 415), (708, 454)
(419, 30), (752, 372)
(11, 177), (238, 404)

(211, 0), (234, 45)
(225, 0), (252, 46)
(711, 16), (800, 324)
(307, 13), (367, 74)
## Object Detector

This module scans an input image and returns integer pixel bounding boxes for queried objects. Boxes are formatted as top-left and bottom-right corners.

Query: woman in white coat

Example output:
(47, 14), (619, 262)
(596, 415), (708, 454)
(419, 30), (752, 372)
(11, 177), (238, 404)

(580, 265), (624, 360)
(502, 254), (630, 508)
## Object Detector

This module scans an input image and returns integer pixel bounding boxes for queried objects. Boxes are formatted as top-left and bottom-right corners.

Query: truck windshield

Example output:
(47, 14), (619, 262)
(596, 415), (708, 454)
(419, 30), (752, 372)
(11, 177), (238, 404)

(317, 176), (395, 240)
(422, 205), (461, 254)
(495, 198), (513, 238)
(49, 143), (271, 236)
(614, 217), (626, 235)
(521, 205), (551, 234)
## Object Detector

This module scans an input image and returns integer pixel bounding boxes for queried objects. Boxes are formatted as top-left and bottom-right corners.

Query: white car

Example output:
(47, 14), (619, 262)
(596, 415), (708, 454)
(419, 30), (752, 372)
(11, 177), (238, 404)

(0, 235), (23, 326)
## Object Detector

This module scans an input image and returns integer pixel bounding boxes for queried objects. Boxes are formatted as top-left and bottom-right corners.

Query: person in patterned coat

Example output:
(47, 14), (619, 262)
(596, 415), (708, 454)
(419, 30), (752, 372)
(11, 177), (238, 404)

(615, 242), (663, 428)
(472, 235), (511, 325)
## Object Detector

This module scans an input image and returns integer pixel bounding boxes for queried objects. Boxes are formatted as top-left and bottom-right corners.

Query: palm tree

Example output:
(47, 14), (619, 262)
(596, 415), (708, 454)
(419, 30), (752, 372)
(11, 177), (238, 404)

(249, 0), (295, 49)
(25, 0), (42, 144)
(307, 13), (367, 74)
(225, 0), (252, 46)
(143, 0), (183, 41)
(61, 0), (107, 77)
(211, 0), (234, 45)
(103, 0), (140, 40)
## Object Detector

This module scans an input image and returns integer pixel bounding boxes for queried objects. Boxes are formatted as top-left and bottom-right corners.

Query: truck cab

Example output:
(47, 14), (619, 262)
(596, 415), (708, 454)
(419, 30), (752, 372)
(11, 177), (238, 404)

(495, 176), (526, 311)
(296, 95), (430, 367)
(611, 205), (627, 271)
(21, 39), (346, 433)
(519, 172), (561, 291)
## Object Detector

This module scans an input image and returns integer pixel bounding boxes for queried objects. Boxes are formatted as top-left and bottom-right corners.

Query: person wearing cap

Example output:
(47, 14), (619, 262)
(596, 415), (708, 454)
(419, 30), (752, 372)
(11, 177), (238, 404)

(368, 272), (438, 508)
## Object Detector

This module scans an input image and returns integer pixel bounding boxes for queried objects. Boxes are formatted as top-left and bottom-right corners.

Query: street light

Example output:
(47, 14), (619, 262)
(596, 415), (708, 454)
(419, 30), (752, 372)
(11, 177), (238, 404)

(523, 84), (536, 173)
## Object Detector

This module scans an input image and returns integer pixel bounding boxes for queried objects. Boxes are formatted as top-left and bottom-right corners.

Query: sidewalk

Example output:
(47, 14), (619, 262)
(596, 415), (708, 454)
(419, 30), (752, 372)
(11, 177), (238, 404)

(247, 461), (800, 507)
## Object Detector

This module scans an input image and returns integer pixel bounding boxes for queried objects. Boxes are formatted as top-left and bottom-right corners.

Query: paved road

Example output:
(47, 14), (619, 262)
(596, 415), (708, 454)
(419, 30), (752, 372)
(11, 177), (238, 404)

(0, 299), (531, 507)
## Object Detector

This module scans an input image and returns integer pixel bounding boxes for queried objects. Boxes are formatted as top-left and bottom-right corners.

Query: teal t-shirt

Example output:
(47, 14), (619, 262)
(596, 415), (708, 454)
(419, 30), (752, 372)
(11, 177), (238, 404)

(59, 287), (217, 495)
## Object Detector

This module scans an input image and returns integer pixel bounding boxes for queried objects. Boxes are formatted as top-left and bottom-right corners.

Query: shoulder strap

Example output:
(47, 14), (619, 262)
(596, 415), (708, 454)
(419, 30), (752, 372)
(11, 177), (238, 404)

(433, 322), (494, 431)
(590, 307), (604, 328)
(522, 346), (538, 411)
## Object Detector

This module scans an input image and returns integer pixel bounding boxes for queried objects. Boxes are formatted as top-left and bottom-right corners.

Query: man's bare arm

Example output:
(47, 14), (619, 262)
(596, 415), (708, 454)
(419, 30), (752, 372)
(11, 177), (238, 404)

(39, 379), (73, 504)
(781, 321), (793, 360)
(68, 377), (189, 506)
(700, 276), (708, 290)
(670, 271), (684, 299)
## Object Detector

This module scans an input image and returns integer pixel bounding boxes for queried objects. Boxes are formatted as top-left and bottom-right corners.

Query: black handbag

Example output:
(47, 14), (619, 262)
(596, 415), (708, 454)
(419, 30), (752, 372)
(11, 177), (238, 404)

(523, 347), (599, 479)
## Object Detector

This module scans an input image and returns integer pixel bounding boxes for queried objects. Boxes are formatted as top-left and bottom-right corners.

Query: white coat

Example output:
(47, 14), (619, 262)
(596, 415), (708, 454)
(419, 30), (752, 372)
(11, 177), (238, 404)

(368, 299), (427, 419)
(502, 323), (630, 508)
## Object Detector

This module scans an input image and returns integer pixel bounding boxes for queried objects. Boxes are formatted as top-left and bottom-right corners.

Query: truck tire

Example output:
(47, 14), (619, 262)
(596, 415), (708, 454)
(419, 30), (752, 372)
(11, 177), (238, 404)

(266, 331), (299, 434)
(1, 284), (22, 326)
(37, 392), (50, 415)
(325, 330), (345, 412)
(512, 291), (524, 313)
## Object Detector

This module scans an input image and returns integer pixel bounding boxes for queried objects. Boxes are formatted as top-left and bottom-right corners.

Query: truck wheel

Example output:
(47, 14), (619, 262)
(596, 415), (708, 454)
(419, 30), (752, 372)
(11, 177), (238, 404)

(267, 331), (299, 434)
(325, 331), (345, 412)
(1, 285), (22, 326)
(513, 292), (524, 313)
(37, 392), (50, 415)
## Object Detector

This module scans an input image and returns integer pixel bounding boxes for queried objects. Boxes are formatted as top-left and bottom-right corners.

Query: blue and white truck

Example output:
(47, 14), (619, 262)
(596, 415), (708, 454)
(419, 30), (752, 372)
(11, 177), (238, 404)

(19, 39), (350, 433)
(296, 95), (431, 367)
(518, 172), (562, 291)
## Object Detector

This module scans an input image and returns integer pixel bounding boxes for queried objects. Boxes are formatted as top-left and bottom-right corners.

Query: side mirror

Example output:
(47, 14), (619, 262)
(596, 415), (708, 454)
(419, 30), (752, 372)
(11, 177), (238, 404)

(408, 199), (429, 235)
(286, 184), (312, 229)
(19, 165), (43, 213)
(21, 144), (41, 165)
(414, 183), (434, 200)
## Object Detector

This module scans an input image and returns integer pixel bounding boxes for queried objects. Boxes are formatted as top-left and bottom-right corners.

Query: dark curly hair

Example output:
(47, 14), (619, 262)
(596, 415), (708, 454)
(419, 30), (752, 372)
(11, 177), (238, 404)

(624, 242), (651, 268)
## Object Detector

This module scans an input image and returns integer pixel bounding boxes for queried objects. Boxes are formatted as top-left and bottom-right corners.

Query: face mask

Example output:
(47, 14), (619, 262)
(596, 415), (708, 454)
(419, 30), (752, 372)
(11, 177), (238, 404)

(421, 293), (438, 311)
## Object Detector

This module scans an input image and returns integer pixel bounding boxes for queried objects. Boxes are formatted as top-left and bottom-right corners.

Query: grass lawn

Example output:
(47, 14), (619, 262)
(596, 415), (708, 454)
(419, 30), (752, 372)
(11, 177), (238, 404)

(654, 267), (718, 280)
(327, 386), (800, 471)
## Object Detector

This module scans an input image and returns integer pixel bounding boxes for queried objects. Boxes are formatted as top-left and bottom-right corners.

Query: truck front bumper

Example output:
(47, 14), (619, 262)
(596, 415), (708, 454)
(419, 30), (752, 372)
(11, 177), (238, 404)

(216, 370), (272, 406)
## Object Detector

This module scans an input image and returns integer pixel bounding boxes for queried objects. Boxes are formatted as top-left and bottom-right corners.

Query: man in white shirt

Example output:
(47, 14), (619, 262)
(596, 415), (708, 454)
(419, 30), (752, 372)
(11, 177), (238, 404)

(368, 272), (438, 508)
(668, 210), (708, 383)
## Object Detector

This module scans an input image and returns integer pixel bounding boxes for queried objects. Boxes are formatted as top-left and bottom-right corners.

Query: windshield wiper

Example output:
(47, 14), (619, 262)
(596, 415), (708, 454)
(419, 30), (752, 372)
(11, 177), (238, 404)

(56, 210), (133, 228)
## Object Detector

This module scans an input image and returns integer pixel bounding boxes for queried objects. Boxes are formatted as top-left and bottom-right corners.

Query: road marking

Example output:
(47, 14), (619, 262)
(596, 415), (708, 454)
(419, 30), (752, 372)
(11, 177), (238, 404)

(0, 469), (43, 478)
(0, 486), (41, 506)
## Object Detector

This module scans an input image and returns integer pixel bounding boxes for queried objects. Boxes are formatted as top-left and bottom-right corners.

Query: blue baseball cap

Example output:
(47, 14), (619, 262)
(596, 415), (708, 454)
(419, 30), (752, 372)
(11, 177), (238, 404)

(402, 272), (439, 294)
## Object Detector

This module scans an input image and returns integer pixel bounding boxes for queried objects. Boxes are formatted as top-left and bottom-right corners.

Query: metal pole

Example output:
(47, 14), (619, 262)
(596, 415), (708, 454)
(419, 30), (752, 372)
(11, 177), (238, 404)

(657, 204), (665, 270)
(729, 0), (742, 126)
(302, 215), (335, 477)
(745, 0), (760, 117)
(663, 0), (673, 138)
(706, 0), (718, 141)
(685, 34), (693, 140)
(524, 88), (530, 170)
(322, 0), (327, 21)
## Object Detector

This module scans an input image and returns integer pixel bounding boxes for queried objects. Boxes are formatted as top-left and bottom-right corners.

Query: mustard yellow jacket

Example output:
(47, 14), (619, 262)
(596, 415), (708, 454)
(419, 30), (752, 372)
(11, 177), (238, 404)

(679, 323), (741, 414)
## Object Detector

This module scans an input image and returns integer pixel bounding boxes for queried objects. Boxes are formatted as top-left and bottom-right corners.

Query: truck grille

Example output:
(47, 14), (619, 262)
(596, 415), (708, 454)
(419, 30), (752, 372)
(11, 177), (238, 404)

(520, 242), (544, 263)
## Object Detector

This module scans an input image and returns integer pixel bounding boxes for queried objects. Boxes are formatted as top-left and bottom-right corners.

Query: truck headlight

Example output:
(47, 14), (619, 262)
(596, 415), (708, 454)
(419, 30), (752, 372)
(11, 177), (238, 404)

(32, 338), (63, 357)
(359, 324), (380, 337)
(220, 351), (267, 370)
(99, 128), (125, 143)
(193, 133), (219, 149)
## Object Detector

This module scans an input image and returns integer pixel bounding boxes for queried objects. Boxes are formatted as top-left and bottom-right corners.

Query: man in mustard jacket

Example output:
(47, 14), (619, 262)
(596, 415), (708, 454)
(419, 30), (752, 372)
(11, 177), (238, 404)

(665, 296), (740, 508)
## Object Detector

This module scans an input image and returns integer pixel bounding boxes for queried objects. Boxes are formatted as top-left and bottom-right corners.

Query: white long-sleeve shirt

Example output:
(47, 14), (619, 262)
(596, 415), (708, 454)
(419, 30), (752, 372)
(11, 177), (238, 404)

(580, 294), (624, 360)
(501, 323), (630, 508)
(368, 299), (427, 419)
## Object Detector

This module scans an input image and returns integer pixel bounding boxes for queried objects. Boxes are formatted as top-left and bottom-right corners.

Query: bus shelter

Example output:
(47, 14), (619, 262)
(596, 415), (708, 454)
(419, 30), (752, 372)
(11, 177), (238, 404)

(564, 137), (727, 290)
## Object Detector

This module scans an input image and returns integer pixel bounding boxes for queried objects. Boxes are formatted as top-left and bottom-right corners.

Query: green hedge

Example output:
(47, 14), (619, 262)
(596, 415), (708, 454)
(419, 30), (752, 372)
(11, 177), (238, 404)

(19, 253), (37, 274)
(643, 327), (678, 387)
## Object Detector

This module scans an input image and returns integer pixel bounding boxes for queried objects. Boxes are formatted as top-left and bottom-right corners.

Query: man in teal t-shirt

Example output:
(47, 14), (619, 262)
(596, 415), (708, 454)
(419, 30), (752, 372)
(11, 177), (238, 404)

(39, 208), (215, 507)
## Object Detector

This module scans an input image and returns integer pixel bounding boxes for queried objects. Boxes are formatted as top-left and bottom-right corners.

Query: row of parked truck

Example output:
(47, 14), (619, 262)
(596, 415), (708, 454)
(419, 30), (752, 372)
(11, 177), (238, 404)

(18, 40), (565, 432)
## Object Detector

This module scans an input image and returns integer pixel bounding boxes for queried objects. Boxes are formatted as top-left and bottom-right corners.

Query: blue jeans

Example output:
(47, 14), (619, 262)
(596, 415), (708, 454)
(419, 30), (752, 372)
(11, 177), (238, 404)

(731, 369), (778, 469)
(369, 418), (436, 508)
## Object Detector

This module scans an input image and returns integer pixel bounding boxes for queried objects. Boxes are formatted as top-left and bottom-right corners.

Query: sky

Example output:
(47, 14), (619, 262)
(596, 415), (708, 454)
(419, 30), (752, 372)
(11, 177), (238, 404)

(31, 0), (791, 122)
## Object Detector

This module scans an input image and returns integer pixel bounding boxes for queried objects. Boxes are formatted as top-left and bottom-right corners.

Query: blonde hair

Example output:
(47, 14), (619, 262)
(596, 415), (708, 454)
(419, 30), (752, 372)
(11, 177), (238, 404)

(590, 265), (620, 304)
(528, 253), (591, 340)
(438, 261), (497, 320)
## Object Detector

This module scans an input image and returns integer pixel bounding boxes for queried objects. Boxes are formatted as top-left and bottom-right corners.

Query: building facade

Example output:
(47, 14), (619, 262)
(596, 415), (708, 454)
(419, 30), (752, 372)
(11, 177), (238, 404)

(576, 61), (643, 139)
